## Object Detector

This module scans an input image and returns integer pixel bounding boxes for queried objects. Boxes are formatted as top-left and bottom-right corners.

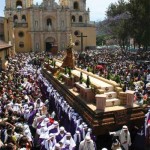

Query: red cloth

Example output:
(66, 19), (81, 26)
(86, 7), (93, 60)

(49, 118), (54, 124)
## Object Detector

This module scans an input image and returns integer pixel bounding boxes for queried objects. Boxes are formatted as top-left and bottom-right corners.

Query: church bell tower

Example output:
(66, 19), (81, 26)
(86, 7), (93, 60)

(4, 0), (33, 52)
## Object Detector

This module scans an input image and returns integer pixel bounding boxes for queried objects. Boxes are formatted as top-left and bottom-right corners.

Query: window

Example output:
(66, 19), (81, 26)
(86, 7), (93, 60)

(61, 20), (64, 27)
(79, 16), (83, 22)
(72, 16), (75, 22)
(22, 15), (26, 22)
(74, 30), (80, 36)
(13, 15), (18, 22)
(18, 31), (24, 37)
(74, 2), (79, 10)
(35, 21), (38, 27)
(75, 40), (80, 46)
(16, 0), (23, 8)
(19, 42), (24, 48)
(47, 18), (52, 26)
(36, 43), (39, 49)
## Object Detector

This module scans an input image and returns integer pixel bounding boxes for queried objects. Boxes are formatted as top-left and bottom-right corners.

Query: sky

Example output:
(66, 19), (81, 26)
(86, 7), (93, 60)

(0, 0), (128, 21)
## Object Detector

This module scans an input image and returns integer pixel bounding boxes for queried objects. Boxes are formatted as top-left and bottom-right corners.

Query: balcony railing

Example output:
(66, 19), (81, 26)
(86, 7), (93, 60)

(14, 22), (28, 28)
(71, 22), (95, 27)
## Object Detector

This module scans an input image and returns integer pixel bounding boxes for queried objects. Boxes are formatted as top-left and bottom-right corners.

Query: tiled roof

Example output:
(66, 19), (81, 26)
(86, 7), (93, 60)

(0, 40), (12, 50)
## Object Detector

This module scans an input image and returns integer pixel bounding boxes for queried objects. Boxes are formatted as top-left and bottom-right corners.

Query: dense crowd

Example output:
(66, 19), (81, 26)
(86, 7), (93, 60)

(0, 49), (150, 150)
(73, 49), (150, 106)
(0, 52), (97, 150)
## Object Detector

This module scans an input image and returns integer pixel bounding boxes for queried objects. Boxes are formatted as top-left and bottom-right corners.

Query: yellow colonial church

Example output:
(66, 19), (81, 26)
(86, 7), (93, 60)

(4, 0), (96, 53)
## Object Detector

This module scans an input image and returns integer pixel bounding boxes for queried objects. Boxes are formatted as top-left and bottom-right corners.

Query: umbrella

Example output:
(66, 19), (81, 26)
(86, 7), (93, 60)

(96, 65), (104, 70)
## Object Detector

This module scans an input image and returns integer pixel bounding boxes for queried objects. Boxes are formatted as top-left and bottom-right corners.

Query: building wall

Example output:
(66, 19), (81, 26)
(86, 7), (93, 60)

(4, 0), (96, 53)
(0, 49), (8, 70)
(0, 17), (4, 40)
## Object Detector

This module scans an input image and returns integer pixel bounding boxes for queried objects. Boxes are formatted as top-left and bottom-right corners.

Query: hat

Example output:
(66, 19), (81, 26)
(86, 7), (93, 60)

(29, 106), (33, 110)
(60, 126), (65, 131)
(55, 143), (60, 148)
(40, 118), (49, 126)
(53, 121), (59, 126)
(36, 113), (40, 117)
(146, 83), (150, 88)
(85, 136), (91, 141)
(76, 131), (80, 134)
(66, 132), (71, 136)
(87, 128), (92, 132)
(83, 124), (88, 128)
(122, 125), (128, 130)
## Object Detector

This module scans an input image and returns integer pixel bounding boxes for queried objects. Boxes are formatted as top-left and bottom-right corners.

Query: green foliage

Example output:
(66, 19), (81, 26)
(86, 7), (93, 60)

(68, 68), (71, 77)
(128, 0), (150, 49)
(79, 72), (83, 84)
(114, 75), (121, 83)
(65, 67), (67, 74)
(57, 73), (62, 81)
(100, 0), (150, 50)
(53, 61), (56, 68)
(86, 75), (90, 88)
(96, 35), (106, 46)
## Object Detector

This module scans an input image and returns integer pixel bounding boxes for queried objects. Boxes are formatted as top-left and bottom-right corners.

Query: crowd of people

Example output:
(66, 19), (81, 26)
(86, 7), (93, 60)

(0, 52), (97, 150)
(71, 49), (150, 106)
(0, 49), (150, 150)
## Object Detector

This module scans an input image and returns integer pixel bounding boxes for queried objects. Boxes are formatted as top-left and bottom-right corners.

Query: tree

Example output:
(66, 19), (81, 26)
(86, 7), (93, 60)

(128, 0), (150, 50)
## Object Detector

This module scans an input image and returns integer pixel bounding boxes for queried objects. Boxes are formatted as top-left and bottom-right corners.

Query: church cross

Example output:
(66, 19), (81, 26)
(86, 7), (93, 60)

(77, 32), (87, 52)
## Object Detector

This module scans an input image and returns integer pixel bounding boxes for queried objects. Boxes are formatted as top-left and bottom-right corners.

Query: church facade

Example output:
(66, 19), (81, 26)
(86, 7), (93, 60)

(4, 0), (96, 53)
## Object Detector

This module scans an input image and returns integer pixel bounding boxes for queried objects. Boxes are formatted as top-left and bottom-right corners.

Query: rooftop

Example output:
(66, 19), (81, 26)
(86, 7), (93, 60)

(0, 40), (12, 50)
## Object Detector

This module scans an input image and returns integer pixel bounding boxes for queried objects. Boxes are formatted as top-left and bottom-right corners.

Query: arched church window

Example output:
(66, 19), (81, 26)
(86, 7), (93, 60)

(72, 16), (76, 22)
(47, 18), (52, 26)
(13, 15), (18, 22)
(79, 16), (83, 22)
(19, 42), (24, 48)
(74, 30), (80, 36)
(22, 15), (26, 22)
(18, 31), (24, 37)
(16, 0), (23, 9)
(75, 40), (80, 46)
(74, 2), (79, 10)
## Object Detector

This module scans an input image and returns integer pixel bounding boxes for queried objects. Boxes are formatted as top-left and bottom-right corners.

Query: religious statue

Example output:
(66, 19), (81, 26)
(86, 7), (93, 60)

(61, 34), (75, 69)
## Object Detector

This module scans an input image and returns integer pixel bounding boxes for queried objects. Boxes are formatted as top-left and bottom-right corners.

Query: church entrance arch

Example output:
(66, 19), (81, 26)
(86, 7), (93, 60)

(45, 37), (55, 52)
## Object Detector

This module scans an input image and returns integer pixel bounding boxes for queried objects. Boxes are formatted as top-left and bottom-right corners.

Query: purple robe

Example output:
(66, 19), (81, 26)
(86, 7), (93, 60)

(56, 133), (65, 142)
(49, 127), (58, 134)
(28, 110), (37, 126)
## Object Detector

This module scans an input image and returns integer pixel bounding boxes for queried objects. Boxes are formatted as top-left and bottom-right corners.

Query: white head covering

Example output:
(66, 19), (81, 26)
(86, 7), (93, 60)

(73, 130), (81, 143)
(122, 125), (128, 130)
(48, 121), (59, 135)
(24, 130), (32, 142)
(51, 111), (56, 119)
(39, 127), (49, 139)
(60, 126), (65, 132)
(61, 132), (76, 149)
(40, 118), (49, 127)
